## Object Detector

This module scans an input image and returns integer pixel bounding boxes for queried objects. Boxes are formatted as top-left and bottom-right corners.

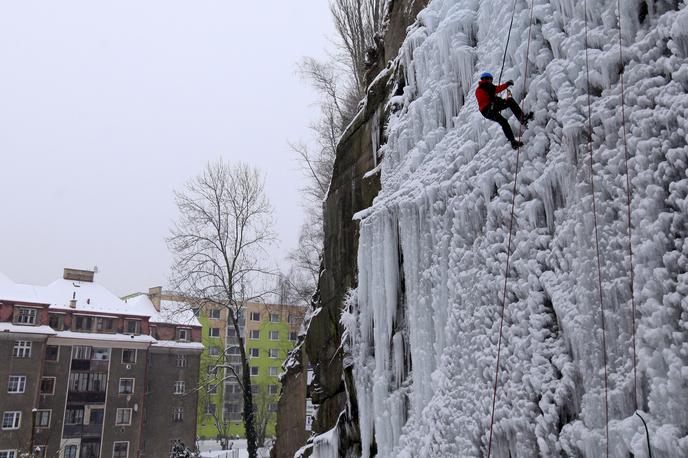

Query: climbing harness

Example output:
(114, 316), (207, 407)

(486, 0), (535, 456)
(583, 0), (611, 455)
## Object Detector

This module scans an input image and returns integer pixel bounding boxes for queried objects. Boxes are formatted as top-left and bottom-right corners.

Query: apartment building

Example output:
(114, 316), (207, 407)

(0, 269), (203, 458)
(223, 302), (305, 438)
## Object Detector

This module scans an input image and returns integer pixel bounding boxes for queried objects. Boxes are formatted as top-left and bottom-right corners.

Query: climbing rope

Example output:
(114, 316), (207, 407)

(617, 4), (652, 457)
(617, 0), (639, 414)
(486, 0), (535, 456)
(583, 1), (610, 456)
(498, 0), (519, 84)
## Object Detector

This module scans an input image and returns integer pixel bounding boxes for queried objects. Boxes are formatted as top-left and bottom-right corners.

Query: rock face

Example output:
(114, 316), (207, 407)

(270, 1), (429, 457)
(271, 346), (307, 458)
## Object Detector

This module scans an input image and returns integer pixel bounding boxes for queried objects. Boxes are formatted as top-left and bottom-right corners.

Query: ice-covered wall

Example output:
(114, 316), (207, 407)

(351, 0), (688, 456)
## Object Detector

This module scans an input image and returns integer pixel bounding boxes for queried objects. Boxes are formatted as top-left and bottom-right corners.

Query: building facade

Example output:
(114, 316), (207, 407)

(0, 269), (203, 458)
(193, 302), (305, 441)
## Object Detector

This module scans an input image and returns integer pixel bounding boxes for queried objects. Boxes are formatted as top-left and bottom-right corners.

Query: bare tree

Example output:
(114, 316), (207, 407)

(197, 354), (232, 449)
(330, 0), (387, 94)
(252, 385), (278, 448)
(168, 160), (276, 458)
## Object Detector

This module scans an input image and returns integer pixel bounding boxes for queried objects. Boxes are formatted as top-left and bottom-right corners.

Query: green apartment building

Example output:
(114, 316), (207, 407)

(196, 302), (305, 441)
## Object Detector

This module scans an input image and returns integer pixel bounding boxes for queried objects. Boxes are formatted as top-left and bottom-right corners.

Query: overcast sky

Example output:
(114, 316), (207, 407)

(0, 1), (334, 295)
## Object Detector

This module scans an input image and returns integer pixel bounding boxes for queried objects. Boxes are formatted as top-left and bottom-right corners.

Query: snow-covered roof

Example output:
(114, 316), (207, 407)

(0, 323), (57, 335)
(124, 294), (201, 327)
(0, 272), (201, 331)
(151, 340), (205, 350)
(0, 272), (47, 305)
(53, 330), (156, 343)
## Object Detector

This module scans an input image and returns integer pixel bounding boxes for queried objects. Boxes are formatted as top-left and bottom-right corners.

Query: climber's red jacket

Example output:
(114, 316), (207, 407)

(476, 80), (509, 112)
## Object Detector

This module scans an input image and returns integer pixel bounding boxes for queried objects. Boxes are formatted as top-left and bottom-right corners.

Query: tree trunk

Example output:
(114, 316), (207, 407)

(233, 315), (258, 458)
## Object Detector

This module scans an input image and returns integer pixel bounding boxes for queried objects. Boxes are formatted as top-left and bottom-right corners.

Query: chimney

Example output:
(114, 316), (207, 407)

(63, 268), (95, 283)
(69, 299), (77, 309)
(148, 286), (162, 312)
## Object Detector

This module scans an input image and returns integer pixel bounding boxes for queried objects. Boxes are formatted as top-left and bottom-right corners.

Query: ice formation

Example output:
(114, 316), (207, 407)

(348, 0), (688, 457)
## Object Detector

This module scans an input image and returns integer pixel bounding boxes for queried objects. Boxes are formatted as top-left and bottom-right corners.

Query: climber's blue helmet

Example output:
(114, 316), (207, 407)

(480, 72), (493, 80)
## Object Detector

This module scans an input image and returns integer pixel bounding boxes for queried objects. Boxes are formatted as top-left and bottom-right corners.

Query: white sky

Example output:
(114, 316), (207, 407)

(0, 1), (334, 295)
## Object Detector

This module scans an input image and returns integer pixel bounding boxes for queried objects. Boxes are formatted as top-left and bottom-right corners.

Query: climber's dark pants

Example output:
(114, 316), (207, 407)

(481, 98), (524, 143)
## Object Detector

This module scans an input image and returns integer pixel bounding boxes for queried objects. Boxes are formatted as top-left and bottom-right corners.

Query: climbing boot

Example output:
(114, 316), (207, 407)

(511, 140), (524, 149)
(521, 111), (534, 126)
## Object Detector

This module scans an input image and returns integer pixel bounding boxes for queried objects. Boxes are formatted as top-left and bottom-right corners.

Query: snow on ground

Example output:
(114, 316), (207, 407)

(196, 440), (271, 458)
(333, 0), (688, 457)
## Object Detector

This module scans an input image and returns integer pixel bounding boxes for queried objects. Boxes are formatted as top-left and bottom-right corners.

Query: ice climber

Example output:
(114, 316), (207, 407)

(476, 72), (534, 149)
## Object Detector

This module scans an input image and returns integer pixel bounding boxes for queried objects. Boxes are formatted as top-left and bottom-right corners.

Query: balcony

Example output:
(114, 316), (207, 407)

(67, 392), (106, 403)
(63, 423), (103, 438)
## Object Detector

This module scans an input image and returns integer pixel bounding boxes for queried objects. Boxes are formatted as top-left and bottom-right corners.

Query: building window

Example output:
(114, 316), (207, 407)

(172, 408), (184, 422)
(34, 447), (46, 458)
(124, 320), (140, 335)
(122, 349), (137, 364)
(208, 327), (220, 337)
(65, 408), (84, 425)
(250, 330), (260, 340)
(268, 348), (279, 359)
(12, 341), (31, 358)
(207, 366), (218, 376)
(74, 315), (93, 331)
(269, 384), (279, 395)
(119, 378), (135, 394)
(208, 346), (220, 357)
(115, 408), (132, 426)
(0, 451), (17, 458)
(35, 410), (51, 428)
(14, 307), (38, 325)
(7, 376), (26, 394)
(176, 354), (188, 368)
(92, 348), (110, 361)
(72, 346), (91, 360)
(40, 377), (55, 395)
(89, 408), (104, 425)
(227, 327), (237, 337)
(289, 331), (298, 342)
(176, 328), (189, 341)
(48, 313), (64, 330)
(113, 442), (129, 458)
(63, 446), (77, 458)
(69, 372), (106, 393)
(207, 384), (217, 394)
(269, 367), (279, 377)
(269, 313), (280, 323)
(1, 411), (21, 430)
(45, 345), (59, 362)
(249, 348), (260, 358)
(250, 366), (259, 377)
(288, 314), (300, 324)
(95, 317), (115, 332)
(269, 330), (279, 340)
(205, 403), (216, 415)
(174, 381), (185, 395)
(250, 312), (260, 321)
(208, 309), (221, 319)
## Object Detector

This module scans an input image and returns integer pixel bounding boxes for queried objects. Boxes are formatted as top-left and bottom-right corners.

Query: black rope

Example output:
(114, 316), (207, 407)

(635, 412), (653, 458)
(498, 0), (519, 83)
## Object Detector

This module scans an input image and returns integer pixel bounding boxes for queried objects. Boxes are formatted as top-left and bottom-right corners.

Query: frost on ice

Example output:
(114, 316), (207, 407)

(343, 0), (688, 457)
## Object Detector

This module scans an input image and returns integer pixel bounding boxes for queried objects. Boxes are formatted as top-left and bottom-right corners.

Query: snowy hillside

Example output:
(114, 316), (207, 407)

(348, 0), (688, 457)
